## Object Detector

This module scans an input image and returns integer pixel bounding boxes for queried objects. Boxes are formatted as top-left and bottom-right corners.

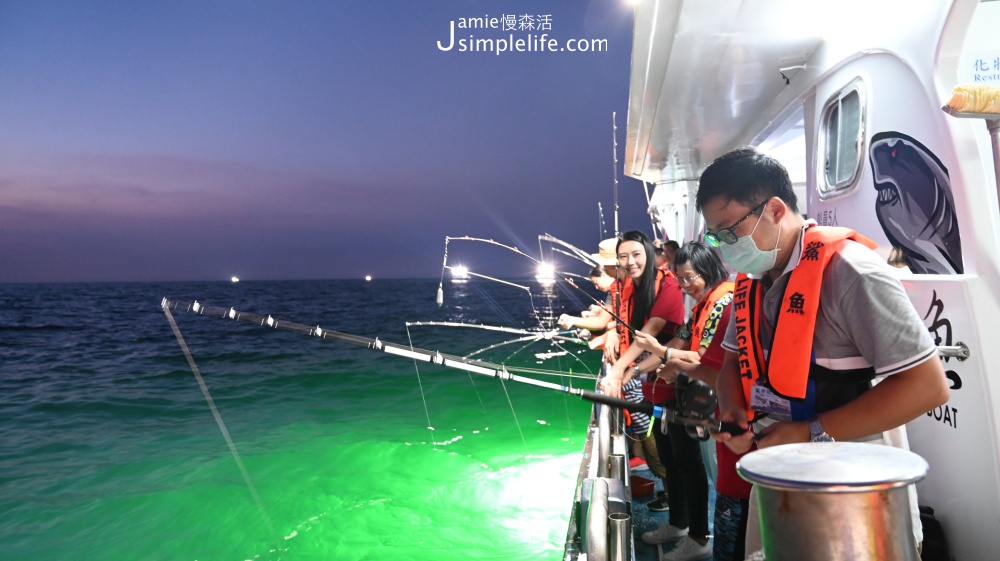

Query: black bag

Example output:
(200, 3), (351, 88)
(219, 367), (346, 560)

(919, 505), (953, 561)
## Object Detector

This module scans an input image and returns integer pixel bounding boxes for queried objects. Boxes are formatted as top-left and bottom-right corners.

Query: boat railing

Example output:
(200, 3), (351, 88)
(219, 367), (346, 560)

(564, 363), (635, 561)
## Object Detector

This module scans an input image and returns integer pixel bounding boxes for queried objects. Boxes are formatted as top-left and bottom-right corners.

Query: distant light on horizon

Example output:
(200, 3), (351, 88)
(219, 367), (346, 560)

(231, 276), (240, 283)
(365, 275), (372, 282)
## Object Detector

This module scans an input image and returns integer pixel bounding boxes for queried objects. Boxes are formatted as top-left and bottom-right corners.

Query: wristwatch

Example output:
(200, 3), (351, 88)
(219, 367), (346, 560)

(808, 419), (834, 442)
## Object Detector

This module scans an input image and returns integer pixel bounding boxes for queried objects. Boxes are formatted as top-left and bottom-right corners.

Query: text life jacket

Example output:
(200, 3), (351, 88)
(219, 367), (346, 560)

(689, 281), (735, 352)
(732, 226), (878, 417)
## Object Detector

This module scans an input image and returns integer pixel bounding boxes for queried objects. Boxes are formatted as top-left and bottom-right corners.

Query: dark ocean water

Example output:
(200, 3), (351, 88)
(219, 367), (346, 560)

(0, 279), (603, 561)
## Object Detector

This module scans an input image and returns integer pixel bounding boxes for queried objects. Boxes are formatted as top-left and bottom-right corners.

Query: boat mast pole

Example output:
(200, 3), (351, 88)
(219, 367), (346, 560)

(612, 112), (619, 237)
(597, 202), (606, 240)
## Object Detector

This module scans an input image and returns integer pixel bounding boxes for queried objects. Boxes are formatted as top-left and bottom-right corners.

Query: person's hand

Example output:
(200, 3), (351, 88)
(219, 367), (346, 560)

(667, 350), (701, 372)
(652, 366), (677, 384)
(713, 405), (754, 454)
(602, 330), (619, 363)
(600, 370), (625, 399)
(754, 421), (810, 449)
(632, 331), (661, 354)
(558, 314), (576, 329)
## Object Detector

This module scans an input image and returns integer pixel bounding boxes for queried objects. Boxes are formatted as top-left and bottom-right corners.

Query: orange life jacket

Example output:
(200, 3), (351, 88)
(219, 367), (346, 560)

(615, 268), (666, 355)
(732, 226), (877, 412)
(689, 281), (735, 351)
(657, 263), (677, 278)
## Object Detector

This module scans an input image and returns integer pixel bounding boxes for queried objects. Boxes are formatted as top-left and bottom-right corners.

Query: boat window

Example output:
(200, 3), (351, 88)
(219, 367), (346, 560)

(819, 80), (865, 198)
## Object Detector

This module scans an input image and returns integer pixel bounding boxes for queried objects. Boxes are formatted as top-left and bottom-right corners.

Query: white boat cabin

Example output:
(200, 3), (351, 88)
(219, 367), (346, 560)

(625, 1), (1000, 559)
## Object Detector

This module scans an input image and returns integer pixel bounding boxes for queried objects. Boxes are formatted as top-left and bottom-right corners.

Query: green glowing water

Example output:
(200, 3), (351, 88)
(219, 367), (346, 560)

(1, 280), (599, 561)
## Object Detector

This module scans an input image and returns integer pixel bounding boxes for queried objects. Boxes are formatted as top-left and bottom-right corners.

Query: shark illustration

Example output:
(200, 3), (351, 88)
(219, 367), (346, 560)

(869, 131), (963, 275)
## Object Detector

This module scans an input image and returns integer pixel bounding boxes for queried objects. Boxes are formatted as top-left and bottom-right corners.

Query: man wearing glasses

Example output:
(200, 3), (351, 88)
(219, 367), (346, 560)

(696, 147), (949, 553)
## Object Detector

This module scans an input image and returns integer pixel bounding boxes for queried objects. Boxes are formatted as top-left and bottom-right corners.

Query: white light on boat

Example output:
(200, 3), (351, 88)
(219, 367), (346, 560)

(365, 275), (372, 281)
(535, 263), (556, 284)
(231, 276), (239, 283)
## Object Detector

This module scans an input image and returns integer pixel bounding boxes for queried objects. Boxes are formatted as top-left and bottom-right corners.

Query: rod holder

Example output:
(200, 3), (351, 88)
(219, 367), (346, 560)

(608, 512), (632, 561)
(586, 478), (609, 561)
(739, 442), (927, 561)
(598, 404), (612, 478)
(609, 454), (626, 485)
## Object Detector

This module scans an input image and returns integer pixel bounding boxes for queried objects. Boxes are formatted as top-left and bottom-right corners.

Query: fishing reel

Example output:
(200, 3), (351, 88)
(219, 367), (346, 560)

(673, 373), (718, 441)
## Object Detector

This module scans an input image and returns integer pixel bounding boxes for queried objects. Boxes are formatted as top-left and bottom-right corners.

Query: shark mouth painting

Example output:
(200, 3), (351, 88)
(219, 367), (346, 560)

(869, 131), (963, 275)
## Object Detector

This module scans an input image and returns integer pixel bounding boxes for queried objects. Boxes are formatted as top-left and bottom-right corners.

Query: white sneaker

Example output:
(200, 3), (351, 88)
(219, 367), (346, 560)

(641, 523), (688, 544)
(660, 536), (712, 561)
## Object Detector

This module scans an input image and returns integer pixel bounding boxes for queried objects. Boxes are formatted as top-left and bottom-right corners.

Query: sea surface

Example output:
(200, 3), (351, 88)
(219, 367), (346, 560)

(0, 279), (603, 561)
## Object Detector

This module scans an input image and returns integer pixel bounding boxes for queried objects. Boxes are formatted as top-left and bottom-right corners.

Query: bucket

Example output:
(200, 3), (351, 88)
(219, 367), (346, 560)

(737, 442), (927, 561)
(630, 475), (655, 497)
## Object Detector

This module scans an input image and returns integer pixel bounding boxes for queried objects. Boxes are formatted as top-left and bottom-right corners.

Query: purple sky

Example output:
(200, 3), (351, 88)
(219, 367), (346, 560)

(0, 1), (652, 283)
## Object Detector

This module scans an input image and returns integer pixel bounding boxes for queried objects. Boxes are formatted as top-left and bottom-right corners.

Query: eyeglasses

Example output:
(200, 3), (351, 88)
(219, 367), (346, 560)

(703, 200), (767, 247)
(677, 274), (701, 286)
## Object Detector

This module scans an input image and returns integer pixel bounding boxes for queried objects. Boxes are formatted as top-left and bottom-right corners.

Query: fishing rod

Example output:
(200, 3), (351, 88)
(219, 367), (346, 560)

(436, 235), (639, 338)
(405, 320), (588, 344)
(443, 265), (530, 292)
(549, 247), (591, 268)
(537, 233), (596, 267)
(160, 298), (747, 437)
(437, 236), (533, 307)
(405, 320), (570, 337)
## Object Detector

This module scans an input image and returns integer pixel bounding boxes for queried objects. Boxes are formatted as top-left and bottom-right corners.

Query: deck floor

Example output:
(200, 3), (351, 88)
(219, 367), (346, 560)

(630, 447), (722, 561)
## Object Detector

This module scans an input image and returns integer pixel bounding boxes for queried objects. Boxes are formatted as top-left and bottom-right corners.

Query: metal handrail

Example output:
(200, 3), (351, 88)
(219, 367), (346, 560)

(937, 342), (970, 361)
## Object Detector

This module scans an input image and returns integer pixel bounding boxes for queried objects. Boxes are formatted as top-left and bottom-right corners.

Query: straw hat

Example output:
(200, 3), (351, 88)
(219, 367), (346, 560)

(590, 238), (619, 266)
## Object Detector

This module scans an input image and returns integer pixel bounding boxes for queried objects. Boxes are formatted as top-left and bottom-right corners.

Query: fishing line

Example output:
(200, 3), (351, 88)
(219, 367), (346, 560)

(404, 324), (436, 444)
(496, 375), (530, 453)
(408, 323), (497, 441)
(463, 369), (495, 435)
(469, 283), (520, 326)
(162, 305), (279, 547)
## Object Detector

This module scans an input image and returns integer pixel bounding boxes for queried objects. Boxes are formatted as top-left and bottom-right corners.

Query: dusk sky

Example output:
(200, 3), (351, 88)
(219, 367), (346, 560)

(0, 1), (652, 283)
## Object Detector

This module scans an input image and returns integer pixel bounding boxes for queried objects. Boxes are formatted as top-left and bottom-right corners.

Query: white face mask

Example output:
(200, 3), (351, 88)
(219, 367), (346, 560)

(720, 211), (781, 276)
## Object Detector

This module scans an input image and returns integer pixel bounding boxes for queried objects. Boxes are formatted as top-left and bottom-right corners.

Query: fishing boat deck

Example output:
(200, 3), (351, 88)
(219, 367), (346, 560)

(629, 458), (720, 561)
